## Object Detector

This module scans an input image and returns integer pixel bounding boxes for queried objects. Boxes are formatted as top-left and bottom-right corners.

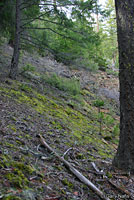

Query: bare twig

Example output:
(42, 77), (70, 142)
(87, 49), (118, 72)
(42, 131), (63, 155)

(112, 172), (130, 176)
(88, 170), (105, 175)
(90, 161), (134, 200)
(88, 152), (101, 159)
(108, 180), (134, 200)
(37, 144), (41, 151)
(45, 196), (61, 200)
(38, 134), (110, 200)
(91, 162), (100, 173)
(62, 147), (73, 158)
(29, 176), (38, 181)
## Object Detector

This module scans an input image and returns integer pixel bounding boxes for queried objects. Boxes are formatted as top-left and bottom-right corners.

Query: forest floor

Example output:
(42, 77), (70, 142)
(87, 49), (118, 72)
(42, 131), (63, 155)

(0, 43), (134, 200)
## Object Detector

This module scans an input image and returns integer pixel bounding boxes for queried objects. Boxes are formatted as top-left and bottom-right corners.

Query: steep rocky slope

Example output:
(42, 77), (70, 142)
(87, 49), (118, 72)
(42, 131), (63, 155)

(0, 43), (133, 200)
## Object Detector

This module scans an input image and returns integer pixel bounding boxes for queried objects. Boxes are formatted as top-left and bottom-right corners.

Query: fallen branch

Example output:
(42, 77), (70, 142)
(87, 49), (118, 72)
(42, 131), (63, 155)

(45, 196), (61, 200)
(108, 180), (134, 200)
(91, 162), (100, 173)
(38, 134), (110, 200)
(90, 161), (134, 200)
(62, 147), (73, 158)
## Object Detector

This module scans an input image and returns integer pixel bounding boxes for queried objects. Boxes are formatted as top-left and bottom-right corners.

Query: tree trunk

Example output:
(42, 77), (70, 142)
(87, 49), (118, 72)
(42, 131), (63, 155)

(96, 0), (99, 32)
(53, 0), (57, 11)
(113, 0), (134, 172)
(96, 13), (99, 32)
(9, 0), (21, 79)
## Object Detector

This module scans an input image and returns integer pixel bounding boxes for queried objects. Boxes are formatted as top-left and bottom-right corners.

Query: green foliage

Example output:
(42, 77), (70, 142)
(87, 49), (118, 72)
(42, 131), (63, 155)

(0, 0), (40, 42)
(19, 83), (32, 93)
(97, 111), (104, 135)
(94, 56), (108, 70)
(93, 99), (104, 107)
(98, 111), (104, 120)
(21, 64), (36, 74)
(0, 0), (15, 39)
(72, 58), (99, 72)
(104, 115), (114, 126)
(3, 195), (21, 200)
(106, 69), (119, 76)
(22, 0), (103, 69)
(0, 0), (117, 75)
(62, 178), (74, 188)
(72, 94), (84, 104)
(93, 99), (105, 135)
(112, 124), (119, 136)
(0, 0), (108, 72)
(98, 0), (118, 68)
(42, 73), (81, 95)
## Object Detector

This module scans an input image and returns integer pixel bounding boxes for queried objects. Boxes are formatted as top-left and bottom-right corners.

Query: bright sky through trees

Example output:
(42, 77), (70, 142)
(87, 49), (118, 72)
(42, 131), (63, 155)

(99, 0), (106, 7)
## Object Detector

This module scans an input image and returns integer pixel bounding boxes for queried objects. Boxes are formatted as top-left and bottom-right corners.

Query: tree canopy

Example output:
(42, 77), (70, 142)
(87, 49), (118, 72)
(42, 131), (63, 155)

(1, 0), (117, 78)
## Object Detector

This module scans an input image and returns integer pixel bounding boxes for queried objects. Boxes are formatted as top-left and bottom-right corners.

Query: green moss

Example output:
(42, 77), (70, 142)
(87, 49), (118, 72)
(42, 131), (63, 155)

(25, 134), (32, 139)
(7, 124), (17, 132)
(19, 83), (32, 93)
(0, 154), (34, 189)
(4, 142), (15, 148)
(10, 116), (17, 121)
(4, 161), (34, 189)
(0, 155), (11, 168)
(81, 89), (95, 98)
(5, 170), (29, 188)
(54, 165), (63, 171)
(106, 172), (113, 178)
(12, 161), (34, 174)
(62, 178), (74, 188)
(76, 153), (85, 159)
(3, 195), (21, 200)
(0, 80), (119, 162)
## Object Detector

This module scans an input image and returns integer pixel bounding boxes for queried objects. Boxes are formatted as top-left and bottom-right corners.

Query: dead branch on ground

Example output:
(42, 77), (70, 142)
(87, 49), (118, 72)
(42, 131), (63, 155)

(38, 134), (110, 200)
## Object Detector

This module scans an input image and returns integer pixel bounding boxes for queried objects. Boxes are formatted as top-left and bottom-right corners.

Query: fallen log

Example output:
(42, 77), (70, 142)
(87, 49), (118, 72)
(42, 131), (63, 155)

(38, 134), (110, 200)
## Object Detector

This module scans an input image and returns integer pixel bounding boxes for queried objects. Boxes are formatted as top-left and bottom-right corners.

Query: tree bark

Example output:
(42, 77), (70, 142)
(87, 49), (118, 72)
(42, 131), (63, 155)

(95, 0), (99, 32)
(9, 0), (21, 79)
(113, 0), (134, 172)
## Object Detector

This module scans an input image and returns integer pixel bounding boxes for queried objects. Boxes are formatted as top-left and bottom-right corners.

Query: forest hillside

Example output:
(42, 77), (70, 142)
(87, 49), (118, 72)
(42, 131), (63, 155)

(1, 0), (134, 199)
(0, 42), (130, 200)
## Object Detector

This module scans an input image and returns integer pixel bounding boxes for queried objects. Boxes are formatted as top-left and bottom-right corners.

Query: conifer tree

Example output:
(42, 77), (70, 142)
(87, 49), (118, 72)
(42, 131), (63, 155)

(113, 0), (134, 172)
(8, 0), (102, 78)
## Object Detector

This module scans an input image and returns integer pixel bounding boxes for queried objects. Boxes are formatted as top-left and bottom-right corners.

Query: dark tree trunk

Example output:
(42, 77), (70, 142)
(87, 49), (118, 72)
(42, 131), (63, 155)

(113, 0), (134, 172)
(53, 0), (57, 11)
(9, 0), (21, 79)
(96, 0), (99, 33)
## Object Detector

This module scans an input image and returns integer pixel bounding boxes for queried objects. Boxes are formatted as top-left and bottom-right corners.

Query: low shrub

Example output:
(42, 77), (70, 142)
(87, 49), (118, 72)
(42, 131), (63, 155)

(41, 73), (81, 95)
(20, 63), (36, 74)
(72, 58), (99, 72)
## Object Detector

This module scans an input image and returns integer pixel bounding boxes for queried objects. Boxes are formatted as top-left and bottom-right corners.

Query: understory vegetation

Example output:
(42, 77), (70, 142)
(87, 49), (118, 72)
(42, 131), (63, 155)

(41, 73), (81, 95)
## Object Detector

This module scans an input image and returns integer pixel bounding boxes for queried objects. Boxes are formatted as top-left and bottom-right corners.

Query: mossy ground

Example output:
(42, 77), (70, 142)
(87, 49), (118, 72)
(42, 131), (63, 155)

(0, 72), (119, 199)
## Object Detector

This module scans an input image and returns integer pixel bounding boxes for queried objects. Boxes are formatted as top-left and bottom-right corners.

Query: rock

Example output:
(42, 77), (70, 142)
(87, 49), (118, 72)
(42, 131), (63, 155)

(98, 88), (119, 104)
